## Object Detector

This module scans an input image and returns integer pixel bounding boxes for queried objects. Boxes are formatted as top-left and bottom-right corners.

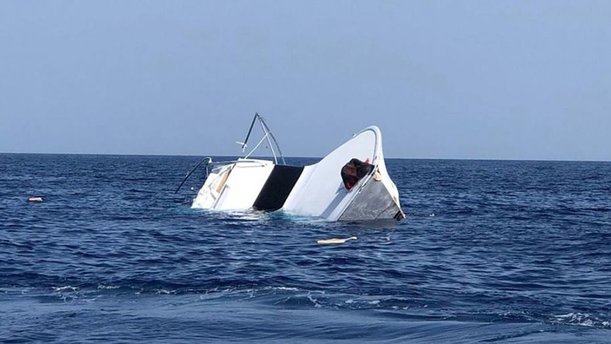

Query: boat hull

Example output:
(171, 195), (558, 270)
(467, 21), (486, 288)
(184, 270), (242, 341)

(192, 126), (405, 222)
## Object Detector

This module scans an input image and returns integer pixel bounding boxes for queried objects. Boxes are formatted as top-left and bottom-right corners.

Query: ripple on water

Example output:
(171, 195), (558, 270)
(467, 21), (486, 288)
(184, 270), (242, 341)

(1, 155), (611, 342)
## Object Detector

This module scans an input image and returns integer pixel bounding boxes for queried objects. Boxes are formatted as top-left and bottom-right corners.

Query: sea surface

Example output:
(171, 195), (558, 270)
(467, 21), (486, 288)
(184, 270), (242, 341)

(1, 154), (610, 343)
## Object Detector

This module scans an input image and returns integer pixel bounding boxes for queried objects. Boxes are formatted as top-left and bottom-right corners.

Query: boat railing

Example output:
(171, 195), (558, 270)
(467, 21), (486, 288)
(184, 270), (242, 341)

(209, 159), (272, 168)
(239, 113), (286, 165)
(175, 113), (286, 194)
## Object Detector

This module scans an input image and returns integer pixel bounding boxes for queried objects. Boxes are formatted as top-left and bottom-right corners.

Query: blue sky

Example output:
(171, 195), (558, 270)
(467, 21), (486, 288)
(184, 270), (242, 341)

(1, 1), (609, 160)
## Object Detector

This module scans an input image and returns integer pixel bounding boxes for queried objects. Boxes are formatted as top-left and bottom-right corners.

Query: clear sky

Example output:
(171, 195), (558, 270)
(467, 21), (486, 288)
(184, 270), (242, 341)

(1, 1), (610, 160)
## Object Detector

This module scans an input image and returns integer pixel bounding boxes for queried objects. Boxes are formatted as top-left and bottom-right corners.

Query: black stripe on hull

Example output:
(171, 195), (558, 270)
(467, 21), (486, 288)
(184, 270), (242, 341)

(253, 165), (304, 211)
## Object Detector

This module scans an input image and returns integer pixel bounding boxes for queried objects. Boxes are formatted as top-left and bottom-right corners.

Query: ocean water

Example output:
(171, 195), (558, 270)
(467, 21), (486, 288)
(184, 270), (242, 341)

(1, 154), (610, 343)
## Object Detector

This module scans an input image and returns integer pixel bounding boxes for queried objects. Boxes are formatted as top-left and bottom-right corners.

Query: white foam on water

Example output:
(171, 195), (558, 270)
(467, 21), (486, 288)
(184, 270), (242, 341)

(272, 286), (299, 291)
(52, 286), (78, 292)
(306, 293), (322, 308)
(97, 284), (120, 290)
(552, 312), (611, 328)
(155, 289), (175, 295)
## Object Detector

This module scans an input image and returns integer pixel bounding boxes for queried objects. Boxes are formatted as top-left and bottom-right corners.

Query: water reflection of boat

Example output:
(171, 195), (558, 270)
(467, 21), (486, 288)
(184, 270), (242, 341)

(184, 114), (405, 222)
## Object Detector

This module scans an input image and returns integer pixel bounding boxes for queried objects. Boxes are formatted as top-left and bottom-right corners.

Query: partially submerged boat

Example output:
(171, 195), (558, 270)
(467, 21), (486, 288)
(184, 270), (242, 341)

(181, 114), (405, 222)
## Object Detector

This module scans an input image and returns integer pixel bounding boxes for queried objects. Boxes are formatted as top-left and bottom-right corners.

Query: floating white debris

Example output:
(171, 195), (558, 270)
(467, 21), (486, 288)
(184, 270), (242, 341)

(27, 197), (43, 203)
(317, 236), (358, 245)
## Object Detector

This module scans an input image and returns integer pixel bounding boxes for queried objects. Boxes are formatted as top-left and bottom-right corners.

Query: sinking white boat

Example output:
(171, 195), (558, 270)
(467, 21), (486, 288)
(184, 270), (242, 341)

(181, 114), (405, 222)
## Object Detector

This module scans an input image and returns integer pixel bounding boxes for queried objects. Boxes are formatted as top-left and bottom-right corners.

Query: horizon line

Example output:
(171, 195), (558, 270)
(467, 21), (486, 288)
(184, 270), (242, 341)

(1, 151), (609, 163)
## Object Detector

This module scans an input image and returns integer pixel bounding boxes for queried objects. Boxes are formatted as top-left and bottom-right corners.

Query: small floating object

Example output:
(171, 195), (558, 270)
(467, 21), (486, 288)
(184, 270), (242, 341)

(317, 236), (357, 245)
(27, 196), (44, 203)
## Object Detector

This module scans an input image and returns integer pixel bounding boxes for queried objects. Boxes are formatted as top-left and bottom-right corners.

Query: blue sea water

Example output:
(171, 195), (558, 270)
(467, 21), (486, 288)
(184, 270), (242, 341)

(1, 154), (610, 343)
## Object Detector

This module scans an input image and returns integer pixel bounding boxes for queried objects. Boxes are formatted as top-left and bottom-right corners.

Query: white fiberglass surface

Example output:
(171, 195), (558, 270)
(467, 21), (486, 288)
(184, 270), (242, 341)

(193, 159), (274, 211)
(282, 127), (379, 220)
(214, 160), (274, 210)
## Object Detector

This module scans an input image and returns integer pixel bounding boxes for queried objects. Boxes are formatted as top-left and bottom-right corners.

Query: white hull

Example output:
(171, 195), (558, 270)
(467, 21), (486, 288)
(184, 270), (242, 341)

(192, 126), (404, 222)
